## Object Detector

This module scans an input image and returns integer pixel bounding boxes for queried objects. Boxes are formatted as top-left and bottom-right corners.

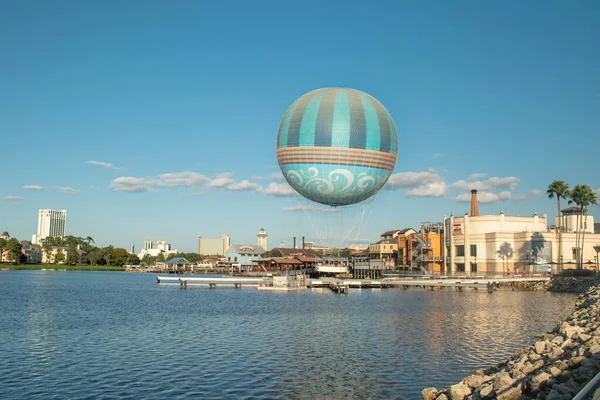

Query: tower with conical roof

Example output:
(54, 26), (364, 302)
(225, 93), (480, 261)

(257, 228), (268, 251)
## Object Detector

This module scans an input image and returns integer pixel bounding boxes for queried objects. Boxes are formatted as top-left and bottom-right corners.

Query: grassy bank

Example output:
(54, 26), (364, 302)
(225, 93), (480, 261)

(1, 264), (125, 271)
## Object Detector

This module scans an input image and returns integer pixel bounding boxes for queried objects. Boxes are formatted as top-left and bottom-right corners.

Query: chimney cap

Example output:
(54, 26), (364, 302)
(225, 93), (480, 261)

(471, 189), (478, 194)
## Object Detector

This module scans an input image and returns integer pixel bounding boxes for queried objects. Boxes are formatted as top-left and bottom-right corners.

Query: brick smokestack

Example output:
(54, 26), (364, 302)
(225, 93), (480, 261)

(470, 189), (479, 216)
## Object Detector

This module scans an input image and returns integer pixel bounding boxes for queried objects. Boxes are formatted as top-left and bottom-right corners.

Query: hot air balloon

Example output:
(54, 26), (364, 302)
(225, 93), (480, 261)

(276, 88), (398, 207)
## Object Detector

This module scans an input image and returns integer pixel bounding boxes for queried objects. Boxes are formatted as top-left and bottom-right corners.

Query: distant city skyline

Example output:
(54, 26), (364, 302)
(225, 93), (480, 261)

(1, 1), (598, 252)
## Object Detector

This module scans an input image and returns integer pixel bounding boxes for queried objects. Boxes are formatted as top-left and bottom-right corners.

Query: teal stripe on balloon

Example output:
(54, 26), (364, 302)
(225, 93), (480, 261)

(359, 92), (381, 151)
(331, 90), (351, 148)
(298, 90), (325, 147)
(387, 113), (398, 154)
(277, 101), (299, 148)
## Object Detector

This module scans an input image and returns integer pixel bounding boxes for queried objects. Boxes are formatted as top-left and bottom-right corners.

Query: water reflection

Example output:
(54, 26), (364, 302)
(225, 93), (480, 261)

(0, 271), (576, 399)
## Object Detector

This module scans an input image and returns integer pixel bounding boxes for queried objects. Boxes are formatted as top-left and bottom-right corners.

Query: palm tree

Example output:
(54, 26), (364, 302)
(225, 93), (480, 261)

(497, 242), (514, 275)
(547, 181), (570, 273)
(569, 185), (598, 268)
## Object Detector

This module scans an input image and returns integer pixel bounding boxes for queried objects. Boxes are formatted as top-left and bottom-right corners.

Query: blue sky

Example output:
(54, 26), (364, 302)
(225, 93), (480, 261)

(1, 0), (599, 252)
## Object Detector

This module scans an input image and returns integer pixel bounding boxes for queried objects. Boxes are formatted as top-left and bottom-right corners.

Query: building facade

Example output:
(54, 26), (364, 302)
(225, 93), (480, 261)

(444, 211), (600, 275)
(225, 244), (266, 271)
(32, 209), (67, 244)
(198, 234), (230, 256)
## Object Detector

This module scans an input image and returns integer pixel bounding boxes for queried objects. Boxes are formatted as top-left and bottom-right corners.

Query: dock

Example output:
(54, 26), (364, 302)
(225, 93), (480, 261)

(156, 275), (550, 294)
(157, 276), (262, 289)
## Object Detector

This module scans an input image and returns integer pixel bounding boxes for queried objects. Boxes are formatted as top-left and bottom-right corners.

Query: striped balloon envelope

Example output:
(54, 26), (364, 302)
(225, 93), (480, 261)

(276, 87), (398, 206)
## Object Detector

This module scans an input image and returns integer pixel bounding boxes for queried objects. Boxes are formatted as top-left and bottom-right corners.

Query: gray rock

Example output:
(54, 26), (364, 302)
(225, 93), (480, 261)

(582, 358), (600, 369)
(422, 387), (438, 400)
(496, 386), (522, 400)
(553, 360), (569, 371)
(531, 371), (553, 389)
(533, 359), (545, 371)
(546, 389), (572, 400)
(569, 355), (587, 368)
(579, 333), (592, 343)
(549, 346), (565, 358)
(448, 382), (471, 400)
(552, 335), (565, 345)
(566, 326), (582, 339)
(588, 344), (600, 355)
(535, 341), (546, 354)
(528, 352), (542, 361)
(493, 372), (514, 392)
(464, 374), (486, 389)
(479, 384), (493, 398)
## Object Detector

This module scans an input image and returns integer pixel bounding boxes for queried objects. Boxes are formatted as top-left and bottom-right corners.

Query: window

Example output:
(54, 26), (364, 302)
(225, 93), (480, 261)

(234, 257), (238, 262)
(470, 245), (477, 257)
(456, 245), (465, 257)
(457, 263), (465, 272)
(471, 263), (478, 273)
(572, 248), (579, 260)
(227, 257), (231, 262)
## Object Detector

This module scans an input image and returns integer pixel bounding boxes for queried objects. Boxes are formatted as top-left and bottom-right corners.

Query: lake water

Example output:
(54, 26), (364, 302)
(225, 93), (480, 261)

(0, 271), (576, 399)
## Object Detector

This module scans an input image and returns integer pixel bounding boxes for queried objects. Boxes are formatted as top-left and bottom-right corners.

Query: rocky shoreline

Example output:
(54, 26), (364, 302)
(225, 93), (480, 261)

(422, 277), (600, 400)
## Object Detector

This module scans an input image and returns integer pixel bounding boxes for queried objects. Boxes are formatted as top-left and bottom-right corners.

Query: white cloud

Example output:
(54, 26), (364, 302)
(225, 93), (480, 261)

(23, 185), (44, 191)
(110, 171), (211, 192)
(514, 189), (541, 201)
(263, 182), (297, 197)
(432, 153), (443, 158)
(468, 173), (486, 181)
(58, 187), (79, 194)
(455, 191), (511, 204)
(2, 196), (23, 202)
(593, 188), (600, 199)
(87, 160), (121, 170)
(451, 176), (520, 192)
(405, 182), (448, 197)
(110, 171), (264, 194)
(282, 204), (339, 213)
(156, 172), (211, 188)
(385, 169), (448, 197)
(207, 172), (235, 188)
(227, 180), (262, 192)
(252, 172), (285, 181)
(111, 177), (153, 192)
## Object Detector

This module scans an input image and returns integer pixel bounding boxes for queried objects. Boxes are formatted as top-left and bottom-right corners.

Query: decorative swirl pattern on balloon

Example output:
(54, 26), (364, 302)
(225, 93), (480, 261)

(282, 166), (390, 206)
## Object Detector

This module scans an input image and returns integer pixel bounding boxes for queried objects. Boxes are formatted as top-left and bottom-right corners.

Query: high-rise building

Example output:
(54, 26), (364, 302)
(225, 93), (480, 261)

(32, 209), (67, 244)
(256, 228), (268, 251)
(198, 234), (230, 256)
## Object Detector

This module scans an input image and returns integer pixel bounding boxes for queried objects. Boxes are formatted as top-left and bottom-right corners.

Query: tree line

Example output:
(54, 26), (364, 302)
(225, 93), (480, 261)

(547, 181), (598, 269)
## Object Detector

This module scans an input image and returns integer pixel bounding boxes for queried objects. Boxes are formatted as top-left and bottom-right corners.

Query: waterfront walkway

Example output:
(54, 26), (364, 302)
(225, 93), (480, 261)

(156, 275), (550, 292)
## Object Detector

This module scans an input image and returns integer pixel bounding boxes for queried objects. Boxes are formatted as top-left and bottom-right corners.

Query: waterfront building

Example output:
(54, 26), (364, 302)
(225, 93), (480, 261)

(368, 238), (397, 267)
(397, 224), (445, 274)
(41, 246), (69, 264)
(138, 239), (177, 259)
(32, 209), (66, 244)
(163, 257), (194, 273)
(256, 228), (268, 251)
(20, 241), (42, 264)
(443, 190), (600, 275)
(198, 234), (230, 256)
(225, 244), (266, 271)
(269, 247), (317, 258)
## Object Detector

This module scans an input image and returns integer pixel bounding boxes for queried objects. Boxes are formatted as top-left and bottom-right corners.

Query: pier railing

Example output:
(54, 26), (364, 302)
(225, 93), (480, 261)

(573, 371), (600, 400)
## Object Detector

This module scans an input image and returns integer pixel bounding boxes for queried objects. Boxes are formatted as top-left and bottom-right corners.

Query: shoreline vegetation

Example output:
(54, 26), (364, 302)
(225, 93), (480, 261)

(422, 277), (600, 400)
(1, 264), (125, 271)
